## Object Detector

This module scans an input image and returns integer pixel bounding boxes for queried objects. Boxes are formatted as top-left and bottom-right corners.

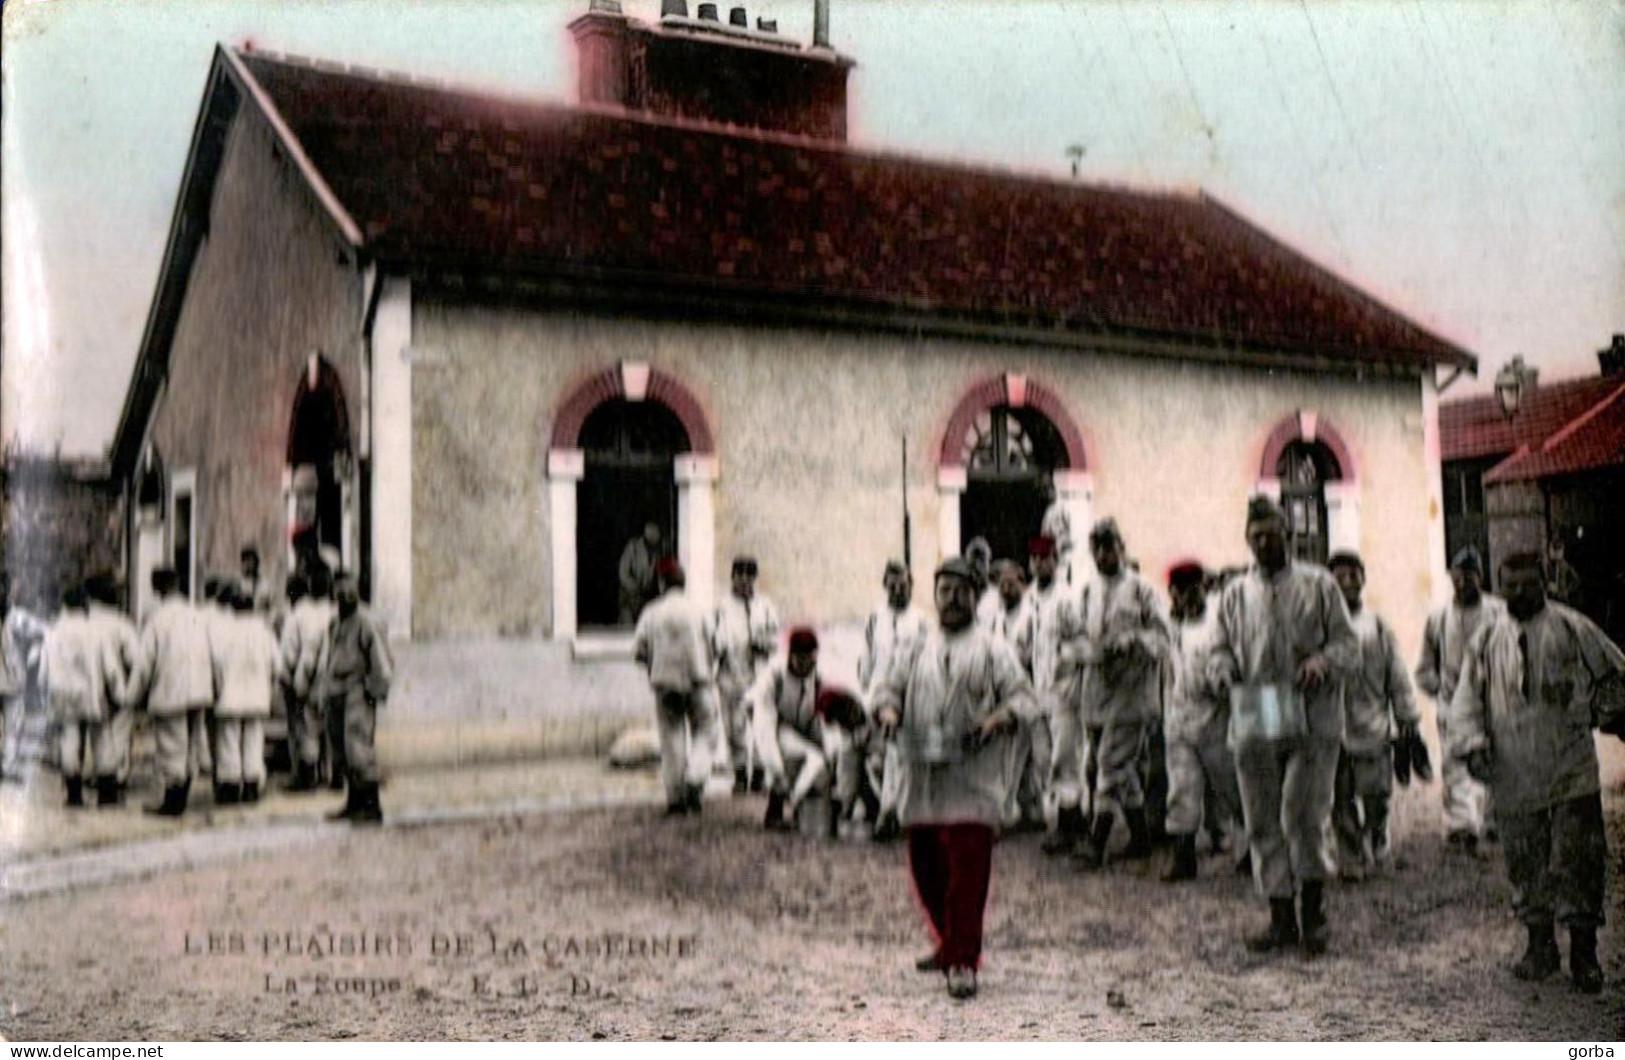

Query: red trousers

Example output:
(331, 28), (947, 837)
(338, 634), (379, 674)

(908, 823), (996, 970)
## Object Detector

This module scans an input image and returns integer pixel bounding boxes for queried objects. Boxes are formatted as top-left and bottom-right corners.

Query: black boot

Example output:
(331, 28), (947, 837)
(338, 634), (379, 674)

(1299, 881), (1328, 957)
(733, 767), (749, 795)
(764, 791), (788, 831)
(326, 778), (360, 821)
(828, 799), (843, 840)
(96, 775), (122, 808)
(241, 781), (261, 805)
(1044, 805), (1085, 856)
(1123, 806), (1152, 860)
(215, 782), (241, 806)
(1569, 925), (1603, 994)
(286, 762), (318, 793)
(1072, 812), (1114, 870)
(1162, 834), (1199, 883)
(64, 777), (85, 808)
(1512, 922), (1561, 981)
(145, 784), (189, 817)
(1246, 898), (1301, 953)
(349, 782), (384, 826)
(859, 788), (881, 829)
(1235, 849), (1254, 877)
(749, 768), (765, 793)
(873, 811), (901, 842)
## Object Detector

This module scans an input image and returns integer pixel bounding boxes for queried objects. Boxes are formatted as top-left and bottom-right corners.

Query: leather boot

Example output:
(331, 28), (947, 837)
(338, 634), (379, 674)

(1162, 834), (1199, 883)
(286, 762), (318, 793)
(1043, 805), (1085, 856)
(733, 767), (749, 795)
(1123, 806), (1152, 859)
(1245, 898), (1301, 953)
(326, 777), (360, 821)
(764, 791), (788, 831)
(215, 782), (241, 806)
(828, 799), (843, 841)
(1569, 925), (1603, 994)
(145, 784), (189, 817)
(1512, 922), (1561, 981)
(64, 777), (85, 808)
(241, 781), (261, 805)
(1072, 812), (1114, 871)
(349, 782), (384, 826)
(96, 775), (122, 808)
(1299, 881), (1328, 957)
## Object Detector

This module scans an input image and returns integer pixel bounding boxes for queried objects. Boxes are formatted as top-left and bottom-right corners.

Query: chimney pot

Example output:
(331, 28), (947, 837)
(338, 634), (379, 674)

(729, 5), (748, 26)
(661, 0), (688, 15)
(697, 2), (718, 19)
(813, 0), (830, 47)
(756, 16), (777, 31)
(587, 0), (622, 12)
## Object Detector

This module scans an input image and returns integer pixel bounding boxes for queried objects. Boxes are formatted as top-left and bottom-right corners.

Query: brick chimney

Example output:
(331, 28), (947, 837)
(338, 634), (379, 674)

(1600, 333), (1625, 376)
(569, 0), (855, 141)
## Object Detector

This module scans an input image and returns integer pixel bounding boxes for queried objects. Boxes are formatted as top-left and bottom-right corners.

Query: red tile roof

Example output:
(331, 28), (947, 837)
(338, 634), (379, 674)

(1481, 380), (1625, 483)
(1439, 374), (1622, 463)
(237, 50), (1473, 369)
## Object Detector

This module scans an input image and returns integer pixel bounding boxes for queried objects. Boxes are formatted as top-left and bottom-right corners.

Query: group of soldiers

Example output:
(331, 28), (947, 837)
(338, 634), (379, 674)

(630, 494), (1625, 1001)
(0, 547), (394, 825)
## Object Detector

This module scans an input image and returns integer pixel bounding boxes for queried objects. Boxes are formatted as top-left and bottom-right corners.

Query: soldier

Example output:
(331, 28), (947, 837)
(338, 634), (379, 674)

(125, 568), (215, 816)
(1038, 476), (1074, 583)
(872, 557), (1037, 1000)
(709, 556), (780, 793)
(1056, 518), (1173, 869)
(1415, 547), (1501, 853)
(282, 567), (337, 793)
(41, 587), (124, 808)
(311, 573), (393, 825)
(632, 559), (720, 816)
(1326, 551), (1421, 880)
(0, 572), (47, 783)
(238, 546), (276, 614)
(1161, 561), (1243, 883)
(209, 591), (281, 805)
(1450, 551), (1625, 994)
(1016, 536), (1068, 850)
(619, 523), (663, 624)
(84, 574), (141, 800)
(984, 559), (1039, 832)
(750, 627), (845, 833)
(858, 561), (928, 840)
(1209, 496), (1357, 957)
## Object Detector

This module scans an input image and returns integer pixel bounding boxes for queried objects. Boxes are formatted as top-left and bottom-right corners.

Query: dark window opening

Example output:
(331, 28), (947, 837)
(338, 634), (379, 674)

(1277, 440), (1341, 566)
(959, 405), (1069, 565)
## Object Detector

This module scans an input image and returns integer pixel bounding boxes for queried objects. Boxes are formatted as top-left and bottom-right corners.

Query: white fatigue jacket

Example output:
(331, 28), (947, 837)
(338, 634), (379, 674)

(127, 596), (214, 716)
(709, 593), (780, 700)
(748, 660), (829, 780)
(88, 603), (141, 709)
(1209, 561), (1360, 746)
(633, 589), (713, 695)
(41, 612), (124, 724)
(282, 598), (336, 699)
(859, 603), (928, 697)
(1061, 570), (1173, 726)
(1449, 602), (1625, 815)
(1166, 607), (1228, 745)
(1014, 579), (1069, 698)
(1415, 596), (1505, 705)
(1342, 608), (1420, 755)
(982, 598), (1030, 646)
(871, 624), (1038, 826)
(1, 608), (46, 698)
(211, 612), (282, 719)
(1041, 502), (1074, 563)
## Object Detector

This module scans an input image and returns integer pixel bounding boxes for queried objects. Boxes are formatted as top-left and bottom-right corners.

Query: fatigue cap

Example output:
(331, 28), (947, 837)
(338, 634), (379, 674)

(1450, 547), (1483, 575)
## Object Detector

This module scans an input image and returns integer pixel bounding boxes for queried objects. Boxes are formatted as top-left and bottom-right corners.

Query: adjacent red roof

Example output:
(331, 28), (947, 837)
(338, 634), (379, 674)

(1439, 374), (1622, 463)
(237, 51), (1473, 370)
(1481, 380), (1625, 483)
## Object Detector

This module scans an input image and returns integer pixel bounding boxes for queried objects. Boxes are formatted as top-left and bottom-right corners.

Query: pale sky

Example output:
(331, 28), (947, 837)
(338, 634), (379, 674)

(4, 0), (1622, 456)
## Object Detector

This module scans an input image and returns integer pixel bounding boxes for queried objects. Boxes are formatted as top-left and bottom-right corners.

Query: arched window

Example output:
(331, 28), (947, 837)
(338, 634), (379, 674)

(286, 355), (354, 580)
(1277, 440), (1342, 565)
(960, 405), (1069, 563)
(577, 399), (691, 629)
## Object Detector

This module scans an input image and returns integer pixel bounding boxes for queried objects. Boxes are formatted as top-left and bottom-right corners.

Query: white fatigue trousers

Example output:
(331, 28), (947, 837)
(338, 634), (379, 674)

(718, 685), (752, 774)
(1234, 737), (1339, 898)
(1083, 715), (1148, 816)
(1, 693), (24, 773)
(1165, 715), (1241, 839)
(655, 688), (720, 805)
(59, 719), (120, 780)
(152, 709), (209, 788)
(107, 703), (137, 782)
(1049, 689), (1087, 812)
(773, 724), (853, 806)
(1435, 714), (1492, 837)
(213, 718), (266, 785)
(1001, 716), (1053, 825)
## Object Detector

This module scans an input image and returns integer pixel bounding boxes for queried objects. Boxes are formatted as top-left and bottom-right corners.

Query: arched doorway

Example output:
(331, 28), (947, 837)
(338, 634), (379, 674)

(1276, 440), (1342, 566)
(959, 405), (1070, 564)
(576, 399), (690, 629)
(287, 355), (354, 580)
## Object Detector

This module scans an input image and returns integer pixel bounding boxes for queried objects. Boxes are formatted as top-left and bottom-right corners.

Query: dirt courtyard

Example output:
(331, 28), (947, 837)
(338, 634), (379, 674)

(3, 764), (1624, 1041)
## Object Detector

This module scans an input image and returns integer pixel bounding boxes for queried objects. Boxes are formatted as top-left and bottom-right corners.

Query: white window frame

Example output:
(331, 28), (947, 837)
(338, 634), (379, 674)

(168, 467), (199, 602)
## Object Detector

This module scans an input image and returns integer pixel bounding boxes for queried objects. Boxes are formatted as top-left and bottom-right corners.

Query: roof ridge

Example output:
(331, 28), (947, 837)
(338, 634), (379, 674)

(1538, 379), (1625, 453)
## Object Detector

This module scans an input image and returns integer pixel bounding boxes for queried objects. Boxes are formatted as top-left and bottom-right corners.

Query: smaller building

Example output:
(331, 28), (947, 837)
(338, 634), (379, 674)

(1440, 336), (1625, 640)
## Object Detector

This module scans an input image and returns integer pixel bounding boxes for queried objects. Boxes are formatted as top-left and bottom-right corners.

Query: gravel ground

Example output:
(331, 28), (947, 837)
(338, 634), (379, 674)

(3, 752), (1623, 1041)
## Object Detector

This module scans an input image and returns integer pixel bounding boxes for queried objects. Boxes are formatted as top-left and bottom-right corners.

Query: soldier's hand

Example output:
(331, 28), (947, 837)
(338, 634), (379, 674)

(1465, 748), (1493, 782)
(970, 709), (1014, 747)
(1296, 654), (1330, 691)
(876, 707), (901, 739)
